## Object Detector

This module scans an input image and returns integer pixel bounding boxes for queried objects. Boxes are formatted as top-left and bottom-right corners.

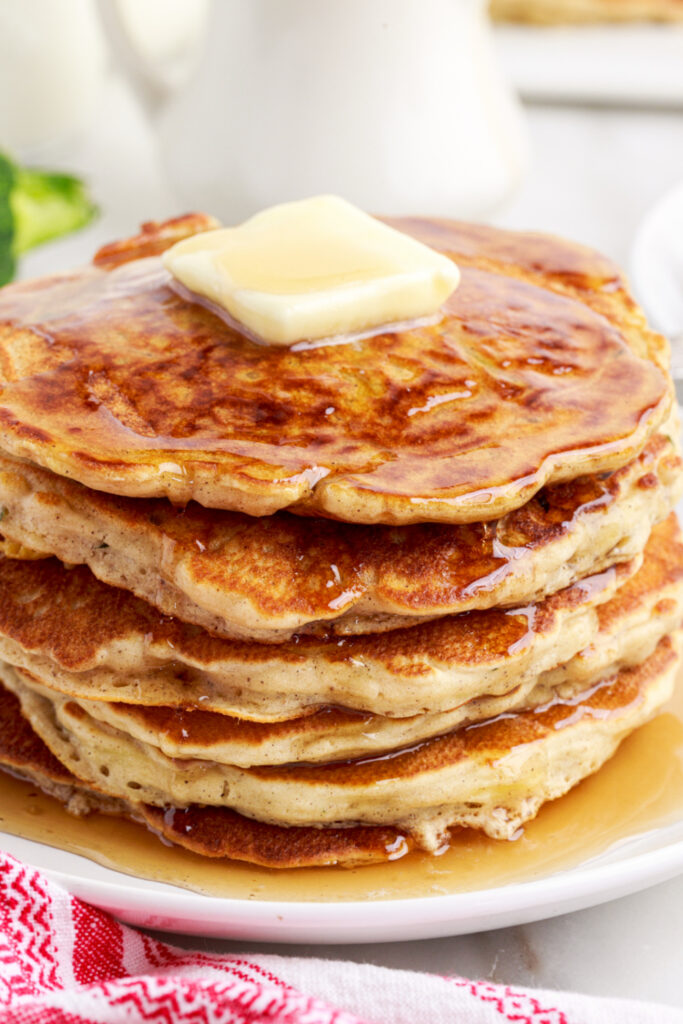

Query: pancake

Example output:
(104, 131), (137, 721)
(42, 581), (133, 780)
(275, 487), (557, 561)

(0, 680), (409, 868)
(0, 549), (637, 722)
(0, 515), (679, 726)
(2, 634), (678, 850)
(66, 518), (683, 765)
(0, 215), (671, 525)
(1, 516), (680, 767)
(490, 0), (683, 21)
(0, 430), (680, 643)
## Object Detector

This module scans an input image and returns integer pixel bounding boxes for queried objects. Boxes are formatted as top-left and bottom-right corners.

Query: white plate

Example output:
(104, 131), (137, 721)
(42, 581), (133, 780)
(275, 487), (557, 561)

(494, 23), (683, 107)
(3, 808), (683, 943)
(631, 177), (683, 337)
(3, 488), (683, 944)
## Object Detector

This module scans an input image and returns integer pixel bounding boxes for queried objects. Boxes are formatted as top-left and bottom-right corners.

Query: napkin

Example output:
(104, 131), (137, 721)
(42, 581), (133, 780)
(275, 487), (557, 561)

(1, 851), (681, 1024)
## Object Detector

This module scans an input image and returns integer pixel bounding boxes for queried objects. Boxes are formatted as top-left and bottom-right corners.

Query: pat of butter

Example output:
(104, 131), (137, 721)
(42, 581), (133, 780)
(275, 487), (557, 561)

(162, 195), (460, 346)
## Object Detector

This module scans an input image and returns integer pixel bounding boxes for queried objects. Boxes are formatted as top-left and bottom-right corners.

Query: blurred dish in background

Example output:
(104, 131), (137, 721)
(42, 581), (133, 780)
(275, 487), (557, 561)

(493, 21), (683, 106)
(491, 0), (683, 22)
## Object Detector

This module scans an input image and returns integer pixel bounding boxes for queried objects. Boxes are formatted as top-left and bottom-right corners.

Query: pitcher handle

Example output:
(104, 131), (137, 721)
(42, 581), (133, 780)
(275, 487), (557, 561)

(96, 0), (210, 113)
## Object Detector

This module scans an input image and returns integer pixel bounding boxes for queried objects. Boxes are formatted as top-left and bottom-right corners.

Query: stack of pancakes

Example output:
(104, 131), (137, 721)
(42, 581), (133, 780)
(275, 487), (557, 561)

(0, 213), (682, 869)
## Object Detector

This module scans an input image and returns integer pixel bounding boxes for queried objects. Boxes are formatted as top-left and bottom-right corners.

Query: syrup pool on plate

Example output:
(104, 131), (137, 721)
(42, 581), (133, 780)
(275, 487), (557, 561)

(2, 666), (683, 902)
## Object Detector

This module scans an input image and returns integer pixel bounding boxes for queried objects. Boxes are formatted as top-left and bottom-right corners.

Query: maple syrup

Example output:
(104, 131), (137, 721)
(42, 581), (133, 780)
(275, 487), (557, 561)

(0, 215), (668, 525)
(1, 667), (683, 903)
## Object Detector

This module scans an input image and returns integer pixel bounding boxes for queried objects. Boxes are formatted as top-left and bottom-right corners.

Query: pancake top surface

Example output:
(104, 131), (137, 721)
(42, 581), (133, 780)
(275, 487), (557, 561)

(0, 214), (670, 523)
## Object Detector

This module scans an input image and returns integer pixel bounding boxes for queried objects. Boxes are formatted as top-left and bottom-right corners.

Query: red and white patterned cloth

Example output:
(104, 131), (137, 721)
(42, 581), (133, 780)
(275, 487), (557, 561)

(1, 851), (681, 1024)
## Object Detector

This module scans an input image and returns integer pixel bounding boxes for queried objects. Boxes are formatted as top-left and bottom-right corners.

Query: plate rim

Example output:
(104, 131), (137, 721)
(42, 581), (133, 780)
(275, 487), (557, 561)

(4, 823), (683, 942)
(4, 504), (683, 942)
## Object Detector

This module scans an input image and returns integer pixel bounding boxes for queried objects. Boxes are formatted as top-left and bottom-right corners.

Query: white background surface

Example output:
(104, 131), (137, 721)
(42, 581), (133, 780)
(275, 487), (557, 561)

(14, 56), (683, 1010)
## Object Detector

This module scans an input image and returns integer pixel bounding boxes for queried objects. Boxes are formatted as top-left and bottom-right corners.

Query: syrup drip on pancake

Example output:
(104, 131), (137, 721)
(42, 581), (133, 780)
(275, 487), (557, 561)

(0, 637), (680, 879)
(0, 431), (678, 642)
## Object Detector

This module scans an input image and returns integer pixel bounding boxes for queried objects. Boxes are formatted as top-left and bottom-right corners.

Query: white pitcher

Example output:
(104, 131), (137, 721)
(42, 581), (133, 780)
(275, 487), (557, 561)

(2, 0), (526, 221)
(110, 0), (528, 222)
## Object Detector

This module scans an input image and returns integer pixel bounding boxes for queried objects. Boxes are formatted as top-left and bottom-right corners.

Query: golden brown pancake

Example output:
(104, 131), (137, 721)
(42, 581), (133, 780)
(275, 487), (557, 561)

(0, 431), (679, 642)
(0, 516), (680, 729)
(68, 516), (683, 764)
(2, 634), (678, 851)
(490, 0), (683, 21)
(0, 215), (670, 524)
(0, 681), (408, 868)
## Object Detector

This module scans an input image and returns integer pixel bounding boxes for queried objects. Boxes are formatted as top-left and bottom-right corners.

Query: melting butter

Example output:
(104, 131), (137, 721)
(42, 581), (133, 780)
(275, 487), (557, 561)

(162, 196), (460, 346)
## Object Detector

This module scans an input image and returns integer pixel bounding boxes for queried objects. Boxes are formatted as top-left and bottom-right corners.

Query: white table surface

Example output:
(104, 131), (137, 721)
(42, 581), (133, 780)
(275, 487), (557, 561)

(17, 73), (683, 1011)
